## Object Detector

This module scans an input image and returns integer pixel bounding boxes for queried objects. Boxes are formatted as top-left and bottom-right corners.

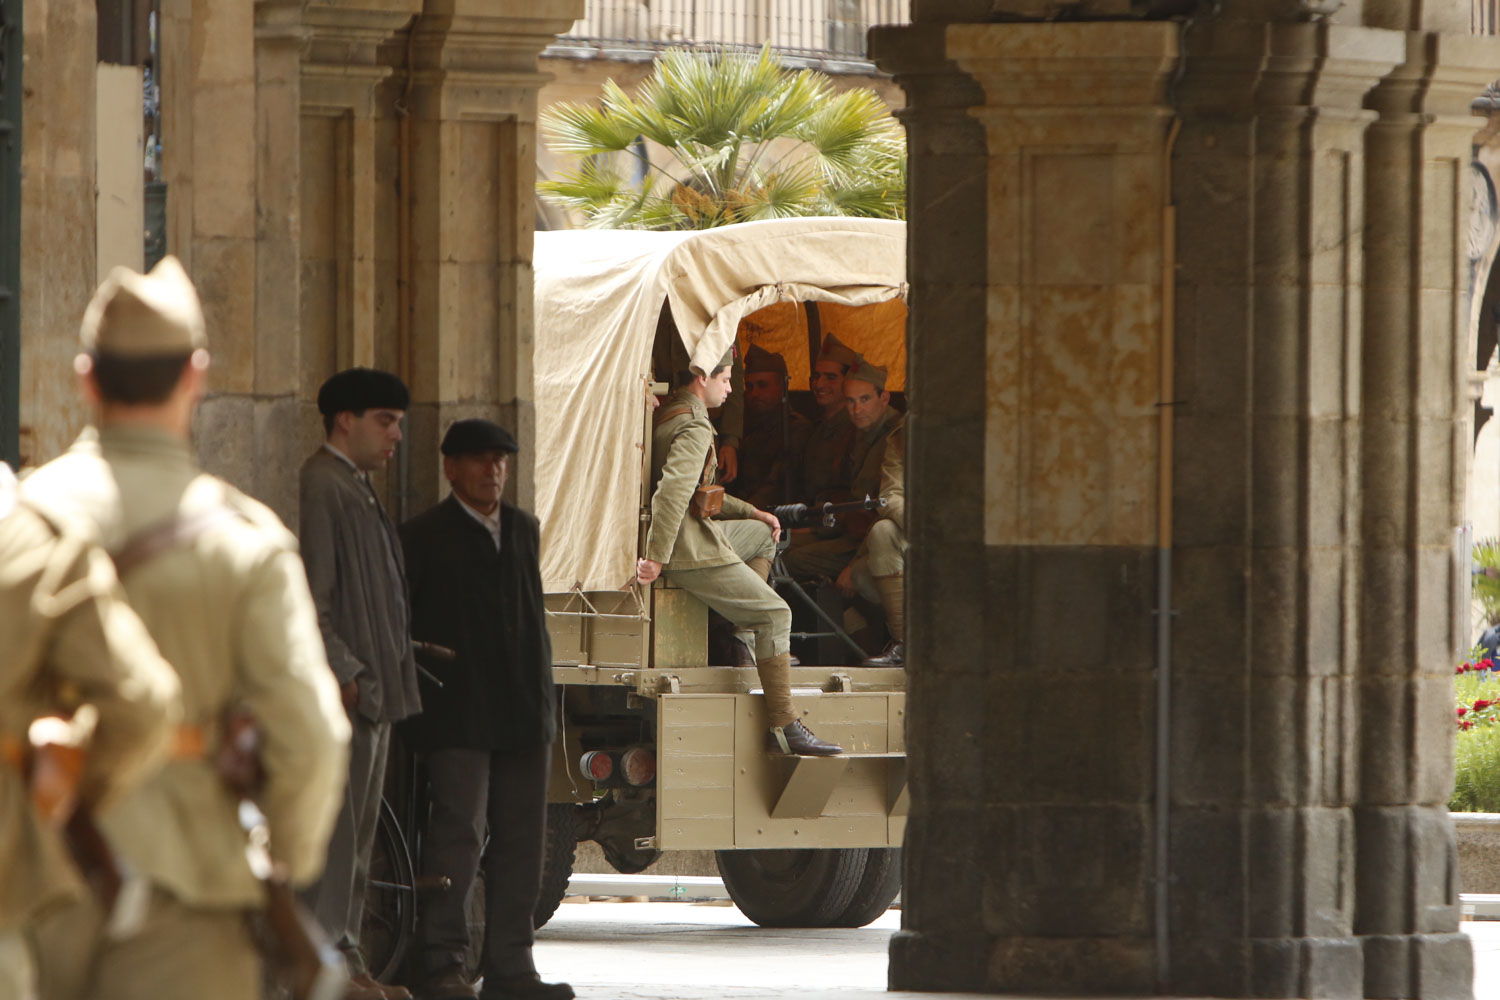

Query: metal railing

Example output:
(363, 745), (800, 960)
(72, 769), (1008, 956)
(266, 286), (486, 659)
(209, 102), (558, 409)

(554, 0), (910, 62)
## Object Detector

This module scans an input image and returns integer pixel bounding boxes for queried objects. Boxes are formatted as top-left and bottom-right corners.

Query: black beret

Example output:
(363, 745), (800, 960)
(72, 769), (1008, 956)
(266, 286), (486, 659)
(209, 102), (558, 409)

(441, 418), (519, 456)
(317, 368), (410, 416)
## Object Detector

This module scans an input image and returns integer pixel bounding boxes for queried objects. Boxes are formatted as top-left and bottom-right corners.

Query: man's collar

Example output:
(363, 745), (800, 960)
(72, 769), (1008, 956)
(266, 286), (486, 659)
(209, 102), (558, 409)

(321, 441), (360, 472)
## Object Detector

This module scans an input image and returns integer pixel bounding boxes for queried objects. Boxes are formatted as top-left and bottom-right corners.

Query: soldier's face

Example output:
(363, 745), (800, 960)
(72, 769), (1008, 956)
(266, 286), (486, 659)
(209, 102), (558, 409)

(844, 379), (890, 430)
(343, 408), (405, 471)
(744, 372), (783, 414)
(704, 368), (733, 409)
(446, 450), (509, 515)
(811, 362), (845, 408)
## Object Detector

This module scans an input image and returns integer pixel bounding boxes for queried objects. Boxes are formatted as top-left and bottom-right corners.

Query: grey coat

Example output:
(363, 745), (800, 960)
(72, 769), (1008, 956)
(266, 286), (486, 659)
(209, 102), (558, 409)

(299, 448), (421, 723)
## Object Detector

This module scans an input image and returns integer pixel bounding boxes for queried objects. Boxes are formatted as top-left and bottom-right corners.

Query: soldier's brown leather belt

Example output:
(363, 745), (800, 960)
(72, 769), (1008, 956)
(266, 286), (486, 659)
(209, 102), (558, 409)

(1, 723), (211, 772)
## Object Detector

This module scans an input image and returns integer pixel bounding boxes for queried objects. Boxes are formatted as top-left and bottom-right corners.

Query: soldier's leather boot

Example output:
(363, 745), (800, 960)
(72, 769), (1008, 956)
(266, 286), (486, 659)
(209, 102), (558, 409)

(862, 575), (905, 667)
(766, 719), (844, 756)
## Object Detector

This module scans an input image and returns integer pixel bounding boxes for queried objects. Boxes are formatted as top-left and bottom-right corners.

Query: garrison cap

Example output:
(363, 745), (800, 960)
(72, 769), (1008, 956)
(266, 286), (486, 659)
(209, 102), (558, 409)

(845, 356), (888, 393)
(317, 368), (410, 416)
(691, 344), (736, 377)
(80, 256), (206, 357)
(817, 333), (859, 370)
(743, 343), (788, 379)
(441, 419), (519, 456)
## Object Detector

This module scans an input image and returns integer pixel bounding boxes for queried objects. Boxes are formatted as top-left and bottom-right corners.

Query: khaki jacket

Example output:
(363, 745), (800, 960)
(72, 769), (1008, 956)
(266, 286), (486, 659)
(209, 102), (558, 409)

(878, 420), (905, 532)
(645, 389), (759, 570)
(19, 427), (351, 906)
(0, 501), (180, 932)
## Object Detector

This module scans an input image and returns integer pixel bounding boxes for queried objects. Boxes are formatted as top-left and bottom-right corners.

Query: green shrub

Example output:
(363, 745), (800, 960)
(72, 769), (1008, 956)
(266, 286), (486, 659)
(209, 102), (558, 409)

(1451, 655), (1500, 812)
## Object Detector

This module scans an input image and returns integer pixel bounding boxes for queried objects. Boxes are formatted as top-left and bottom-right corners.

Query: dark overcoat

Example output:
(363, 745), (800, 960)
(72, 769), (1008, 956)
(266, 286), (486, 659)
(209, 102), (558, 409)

(398, 496), (557, 752)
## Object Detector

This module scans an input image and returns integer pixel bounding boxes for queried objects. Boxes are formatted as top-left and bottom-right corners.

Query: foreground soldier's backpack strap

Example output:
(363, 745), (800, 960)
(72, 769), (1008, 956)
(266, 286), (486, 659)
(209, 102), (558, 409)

(655, 402), (725, 518)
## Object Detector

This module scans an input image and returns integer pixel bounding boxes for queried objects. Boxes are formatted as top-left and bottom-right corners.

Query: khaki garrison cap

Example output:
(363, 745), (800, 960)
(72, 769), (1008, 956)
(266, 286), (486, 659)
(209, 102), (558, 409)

(80, 256), (207, 356)
(744, 343), (788, 378)
(817, 333), (859, 370)
(691, 344), (736, 377)
(845, 356), (888, 393)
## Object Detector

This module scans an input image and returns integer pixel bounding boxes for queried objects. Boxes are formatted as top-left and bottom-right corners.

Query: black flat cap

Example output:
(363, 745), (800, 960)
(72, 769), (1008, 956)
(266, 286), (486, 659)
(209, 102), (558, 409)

(441, 418), (519, 456)
(317, 368), (410, 415)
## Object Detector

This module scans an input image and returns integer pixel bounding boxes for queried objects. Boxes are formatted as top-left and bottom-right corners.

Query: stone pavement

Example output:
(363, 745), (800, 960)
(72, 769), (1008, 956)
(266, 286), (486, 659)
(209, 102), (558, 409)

(533, 901), (1500, 1000)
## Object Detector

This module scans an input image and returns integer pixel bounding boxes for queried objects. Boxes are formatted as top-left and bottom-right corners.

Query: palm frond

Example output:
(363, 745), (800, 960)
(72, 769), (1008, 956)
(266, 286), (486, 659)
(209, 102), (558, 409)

(540, 99), (643, 156)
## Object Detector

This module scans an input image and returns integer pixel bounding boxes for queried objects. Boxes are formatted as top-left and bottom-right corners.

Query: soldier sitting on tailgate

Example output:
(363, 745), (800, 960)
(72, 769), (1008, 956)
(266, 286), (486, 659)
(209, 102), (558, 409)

(728, 344), (810, 509)
(636, 348), (842, 757)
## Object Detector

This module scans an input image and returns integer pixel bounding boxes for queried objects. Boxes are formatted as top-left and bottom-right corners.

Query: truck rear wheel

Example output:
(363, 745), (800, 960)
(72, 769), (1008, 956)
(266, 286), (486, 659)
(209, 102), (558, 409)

(715, 847), (868, 927)
(534, 803), (579, 930)
(829, 847), (901, 927)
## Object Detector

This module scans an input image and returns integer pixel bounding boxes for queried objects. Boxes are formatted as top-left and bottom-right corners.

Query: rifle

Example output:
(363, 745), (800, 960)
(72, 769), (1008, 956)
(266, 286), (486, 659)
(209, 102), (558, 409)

(217, 707), (347, 1000)
(773, 494), (888, 531)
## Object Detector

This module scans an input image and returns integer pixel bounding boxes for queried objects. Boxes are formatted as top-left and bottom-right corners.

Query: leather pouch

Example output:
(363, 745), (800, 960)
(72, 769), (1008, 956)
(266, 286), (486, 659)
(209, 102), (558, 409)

(690, 484), (724, 519)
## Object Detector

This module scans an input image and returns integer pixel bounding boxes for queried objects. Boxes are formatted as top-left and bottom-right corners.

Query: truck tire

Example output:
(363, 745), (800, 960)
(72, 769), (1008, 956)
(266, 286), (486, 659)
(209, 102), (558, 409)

(534, 803), (580, 930)
(715, 848), (868, 927)
(828, 847), (901, 927)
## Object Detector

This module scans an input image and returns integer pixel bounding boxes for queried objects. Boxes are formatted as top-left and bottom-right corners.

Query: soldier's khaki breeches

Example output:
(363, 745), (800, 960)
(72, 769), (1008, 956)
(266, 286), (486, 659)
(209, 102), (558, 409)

(780, 533), (859, 580)
(0, 930), (35, 1000)
(666, 520), (788, 659)
(30, 888), (257, 1000)
(851, 520), (906, 603)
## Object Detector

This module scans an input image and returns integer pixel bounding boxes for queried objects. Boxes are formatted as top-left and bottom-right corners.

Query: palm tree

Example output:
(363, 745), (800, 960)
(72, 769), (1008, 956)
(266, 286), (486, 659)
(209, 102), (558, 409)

(538, 46), (906, 230)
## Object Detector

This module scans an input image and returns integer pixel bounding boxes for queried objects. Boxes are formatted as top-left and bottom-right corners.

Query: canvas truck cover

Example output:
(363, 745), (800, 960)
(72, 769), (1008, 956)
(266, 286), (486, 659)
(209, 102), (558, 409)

(533, 217), (907, 593)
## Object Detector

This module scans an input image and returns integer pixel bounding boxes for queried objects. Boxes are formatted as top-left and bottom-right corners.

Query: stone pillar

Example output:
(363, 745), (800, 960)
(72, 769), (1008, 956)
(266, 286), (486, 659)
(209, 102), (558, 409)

(401, 1), (581, 515)
(1170, 20), (1402, 998)
(18, 0), (96, 464)
(876, 19), (1179, 994)
(1357, 31), (1500, 1000)
(868, 19), (992, 990)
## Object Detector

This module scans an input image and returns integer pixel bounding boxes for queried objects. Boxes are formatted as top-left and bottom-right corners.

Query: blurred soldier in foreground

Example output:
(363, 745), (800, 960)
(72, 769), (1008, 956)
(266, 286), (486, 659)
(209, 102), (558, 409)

(637, 350), (841, 757)
(26, 257), (351, 1000)
(301, 368), (422, 999)
(0, 463), (180, 1000)
(729, 344), (809, 508)
(400, 420), (570, 1000)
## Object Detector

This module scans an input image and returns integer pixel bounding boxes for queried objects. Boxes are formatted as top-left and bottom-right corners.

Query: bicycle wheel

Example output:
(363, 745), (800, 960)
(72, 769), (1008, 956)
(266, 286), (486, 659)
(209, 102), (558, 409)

(362, 797), (417, 982)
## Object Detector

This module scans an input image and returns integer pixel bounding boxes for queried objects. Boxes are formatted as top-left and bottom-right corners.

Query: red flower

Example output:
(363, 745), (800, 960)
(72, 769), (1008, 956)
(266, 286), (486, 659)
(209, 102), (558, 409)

(1459, 707), (1469, 717)
(1458, 665), (1470, 674)
(1462, 720), (1476, 730)
(1484, 659), (1496, 671)
(1475, 700), (1493, 711)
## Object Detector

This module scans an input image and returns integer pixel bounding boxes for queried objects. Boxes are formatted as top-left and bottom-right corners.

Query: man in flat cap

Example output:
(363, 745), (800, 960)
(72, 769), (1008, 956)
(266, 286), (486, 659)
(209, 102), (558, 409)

(729, 343), (809, 509)
(796, 332), (859, 505)
(301, 367), (422, 999)
(398, 420), (569, 1000)
(782, 357), (902, 592)
(25, 257), (350, 1000)
(0, 464), (180, 1000)
(637, 349), (842, 756)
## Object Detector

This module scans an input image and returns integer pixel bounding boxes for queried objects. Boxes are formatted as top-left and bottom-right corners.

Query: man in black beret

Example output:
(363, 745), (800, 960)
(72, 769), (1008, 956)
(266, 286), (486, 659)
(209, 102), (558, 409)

(398, 420), (570, 1000)
(300, 367), (422, 1000)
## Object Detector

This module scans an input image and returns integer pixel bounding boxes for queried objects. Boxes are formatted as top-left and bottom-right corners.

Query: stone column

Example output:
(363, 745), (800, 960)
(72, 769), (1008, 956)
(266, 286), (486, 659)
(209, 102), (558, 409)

(1356, 31), (1500, 1000)
(1170, 20), (1402, 998)
(877, 19), (1180, 994)
(401, 1), (581, 514)
(18, 0), (96, 464)
(868, 19), (993, 989)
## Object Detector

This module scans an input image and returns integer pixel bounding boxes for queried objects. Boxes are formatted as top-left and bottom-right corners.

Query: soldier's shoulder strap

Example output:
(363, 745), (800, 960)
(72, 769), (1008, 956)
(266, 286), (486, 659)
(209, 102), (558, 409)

(112, 504), (247, 578)
(654, 403), (696, 427)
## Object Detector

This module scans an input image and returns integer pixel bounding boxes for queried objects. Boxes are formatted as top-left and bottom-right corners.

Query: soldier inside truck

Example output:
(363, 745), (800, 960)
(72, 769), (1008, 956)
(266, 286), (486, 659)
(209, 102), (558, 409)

(651, 298), (908, 668)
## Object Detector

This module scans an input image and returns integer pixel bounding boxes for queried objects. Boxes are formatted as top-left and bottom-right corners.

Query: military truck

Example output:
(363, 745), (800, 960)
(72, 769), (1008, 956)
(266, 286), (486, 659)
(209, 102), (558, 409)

(528, 218), (910, 929)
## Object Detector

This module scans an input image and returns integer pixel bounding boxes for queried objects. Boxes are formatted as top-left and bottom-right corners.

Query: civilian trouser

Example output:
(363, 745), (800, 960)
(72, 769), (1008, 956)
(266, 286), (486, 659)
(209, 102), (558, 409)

(305, 712), (390, 974)
(417, 744), (550, 979)
(666, 521), (789, 659)
(30, 887), (257, 1000)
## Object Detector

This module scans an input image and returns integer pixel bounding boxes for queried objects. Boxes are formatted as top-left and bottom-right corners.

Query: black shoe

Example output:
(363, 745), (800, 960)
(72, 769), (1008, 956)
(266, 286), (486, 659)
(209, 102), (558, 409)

(862, 640), (903, 667)
(479, 974), (573, 1000)
(765, 719), (843, 756)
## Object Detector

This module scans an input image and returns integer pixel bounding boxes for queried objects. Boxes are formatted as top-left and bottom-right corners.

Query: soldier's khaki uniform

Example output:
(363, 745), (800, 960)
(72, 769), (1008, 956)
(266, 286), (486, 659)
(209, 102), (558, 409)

(26, 258), (350, 1000)
(731, 405), (811, 508)
(782, 407), (902, 580)
(797, 406), (854, 505)
(0, 491), (180, 1000)
(647, 389), (797, 726)
(850, 420), (907, 655)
